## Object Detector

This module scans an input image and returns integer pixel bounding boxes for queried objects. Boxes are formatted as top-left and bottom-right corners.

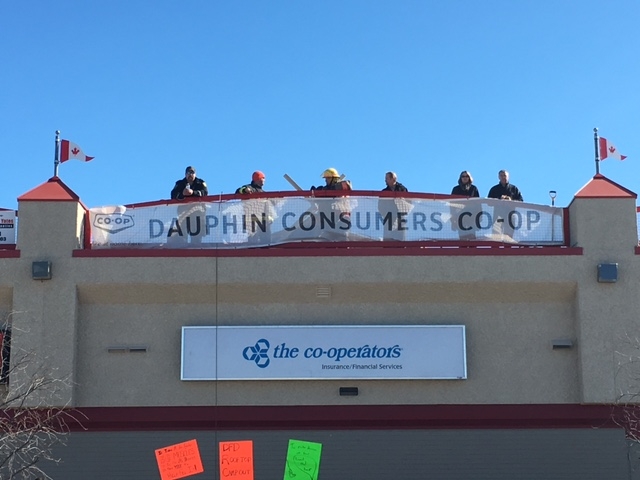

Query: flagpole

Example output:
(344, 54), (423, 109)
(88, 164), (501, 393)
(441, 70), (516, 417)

(593, 127), (600, 175)
(53, 130), (61, 177)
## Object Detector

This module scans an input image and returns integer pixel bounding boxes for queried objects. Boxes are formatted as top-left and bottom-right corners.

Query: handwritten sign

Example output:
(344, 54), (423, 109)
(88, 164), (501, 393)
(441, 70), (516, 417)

(283, 439), (322, 480)
(155, 439), (204, 480)
(219, 440), (254, 479)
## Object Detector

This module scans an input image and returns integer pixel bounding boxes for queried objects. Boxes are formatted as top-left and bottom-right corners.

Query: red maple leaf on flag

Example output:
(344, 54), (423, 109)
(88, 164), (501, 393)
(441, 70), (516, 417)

(60, 139), (95, 163)
(599, 137), (627, 161)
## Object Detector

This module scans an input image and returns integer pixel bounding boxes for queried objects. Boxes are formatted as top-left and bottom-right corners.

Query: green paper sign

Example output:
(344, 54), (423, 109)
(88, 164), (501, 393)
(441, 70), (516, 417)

(283, 439), (322, 480)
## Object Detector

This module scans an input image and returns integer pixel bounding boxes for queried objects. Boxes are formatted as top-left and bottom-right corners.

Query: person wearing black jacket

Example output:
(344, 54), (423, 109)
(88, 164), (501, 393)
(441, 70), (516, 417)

(169, 165), (208, 246)
(487, 170), (523, 241)
(383, 171), (408, 192)
(487, 170), (523, 201)
(171, 166), (208, 200)
(379, 171), (409, 241)
(308, 168), (352, 241)
(236, 171), (266, 194)
(236, 171), (273, 245)
(451, 171), (480, 197)
(311, 168), (352, 191)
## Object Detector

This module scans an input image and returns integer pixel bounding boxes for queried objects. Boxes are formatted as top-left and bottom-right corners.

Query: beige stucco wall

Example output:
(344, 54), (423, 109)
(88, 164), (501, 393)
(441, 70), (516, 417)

(5, 183), (640, 408)
(569, 197), (640, 403)
(73, 276), (578, 406)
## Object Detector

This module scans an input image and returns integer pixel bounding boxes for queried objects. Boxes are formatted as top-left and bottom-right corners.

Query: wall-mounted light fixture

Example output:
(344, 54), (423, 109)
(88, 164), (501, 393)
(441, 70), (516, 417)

(339, 387), (359, 396)
(107, 346), (148, 353)
(597, 263), (618, 283)
(552, 339), (574, 350)
(32, 261), (52, 280)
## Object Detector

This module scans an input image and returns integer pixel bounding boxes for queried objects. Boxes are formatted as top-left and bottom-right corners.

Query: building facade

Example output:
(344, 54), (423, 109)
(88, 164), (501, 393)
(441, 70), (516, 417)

(1, 174), (639, 479)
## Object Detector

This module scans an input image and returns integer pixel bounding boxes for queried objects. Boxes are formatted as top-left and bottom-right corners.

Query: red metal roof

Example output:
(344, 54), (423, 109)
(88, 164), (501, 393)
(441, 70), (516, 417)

(574, 174), (637, 199)
(18, 176), (80, 202)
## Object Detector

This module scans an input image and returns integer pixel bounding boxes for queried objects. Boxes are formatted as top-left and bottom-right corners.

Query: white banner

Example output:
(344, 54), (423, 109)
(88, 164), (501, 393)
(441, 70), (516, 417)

(89, 196), (564, 248)
(0, 210), (16, 245)
(181, 325), (467, 380)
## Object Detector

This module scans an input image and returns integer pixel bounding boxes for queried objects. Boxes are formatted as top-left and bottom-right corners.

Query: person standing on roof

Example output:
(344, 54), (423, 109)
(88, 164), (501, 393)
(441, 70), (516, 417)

(236, 171), (266, 194)
(487, 170), (522, 201)
(171, 166), (208, 199)
(309, 168), (353, 241)
(449, 171), (480, 241)
(168, 165), (208, 246)
(235, 171), (273, 246)
(487, 169), (523, 242)
(379, 171), (409, 241)
(311, 168), (352, 191)
(382, 171), (408, 192)
(451, 171), (480, 197)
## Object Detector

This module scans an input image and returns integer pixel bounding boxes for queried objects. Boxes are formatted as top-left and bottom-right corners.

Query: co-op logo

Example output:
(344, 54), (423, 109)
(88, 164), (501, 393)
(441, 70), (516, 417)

(243, 339), (271, 368)
(93, 213), (135, 234)
(242, 338), (402, 368)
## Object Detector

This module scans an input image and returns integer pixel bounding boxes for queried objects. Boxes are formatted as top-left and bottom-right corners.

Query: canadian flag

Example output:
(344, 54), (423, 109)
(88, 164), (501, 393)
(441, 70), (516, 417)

(599, 137), (627, 161)
(60, 139), (94, 163)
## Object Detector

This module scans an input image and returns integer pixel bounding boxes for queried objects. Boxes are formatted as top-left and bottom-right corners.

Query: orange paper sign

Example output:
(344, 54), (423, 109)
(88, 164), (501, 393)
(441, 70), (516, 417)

(155, 439), (204, 480)
(219, 440), (254, 480)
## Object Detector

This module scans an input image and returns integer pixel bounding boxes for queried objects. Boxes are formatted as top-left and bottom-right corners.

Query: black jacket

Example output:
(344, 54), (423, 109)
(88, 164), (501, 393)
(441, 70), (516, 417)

(235, 182), (264, 194)
(487, 183), (523, 201)
(171, 177), (208, 199)
(382, 182), (408, 192)
(312, 180), (352, 191)
(451, 184), (479, 197)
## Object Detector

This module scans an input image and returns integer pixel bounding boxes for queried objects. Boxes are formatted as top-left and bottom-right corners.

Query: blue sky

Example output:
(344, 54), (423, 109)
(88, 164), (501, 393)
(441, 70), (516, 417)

(2, 1), (639, 210)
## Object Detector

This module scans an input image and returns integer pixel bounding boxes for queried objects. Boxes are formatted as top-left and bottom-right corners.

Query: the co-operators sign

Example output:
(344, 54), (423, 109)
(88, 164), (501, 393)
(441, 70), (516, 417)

(181, 325), (466, 380)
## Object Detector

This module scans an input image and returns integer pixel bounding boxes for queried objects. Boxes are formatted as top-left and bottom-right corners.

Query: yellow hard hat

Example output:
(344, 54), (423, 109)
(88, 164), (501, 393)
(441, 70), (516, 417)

(321, 168), (340, 178)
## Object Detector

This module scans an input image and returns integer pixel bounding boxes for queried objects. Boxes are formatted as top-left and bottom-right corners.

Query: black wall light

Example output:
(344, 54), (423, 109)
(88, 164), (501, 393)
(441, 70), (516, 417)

(339, 387), (359, 396)
(32, 261), (52, 280)
(597, 263), (618, 283)
(552, 339), (574, 349)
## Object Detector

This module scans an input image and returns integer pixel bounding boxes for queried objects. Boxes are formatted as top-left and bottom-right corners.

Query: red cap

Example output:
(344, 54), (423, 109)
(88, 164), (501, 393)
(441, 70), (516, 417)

(252, 171), (265, 182)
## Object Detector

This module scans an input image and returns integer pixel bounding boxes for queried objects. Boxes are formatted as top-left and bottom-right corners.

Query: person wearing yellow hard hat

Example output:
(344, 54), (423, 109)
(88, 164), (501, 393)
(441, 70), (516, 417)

(322, 167), (339, 178)
(311, 168), (352, 191)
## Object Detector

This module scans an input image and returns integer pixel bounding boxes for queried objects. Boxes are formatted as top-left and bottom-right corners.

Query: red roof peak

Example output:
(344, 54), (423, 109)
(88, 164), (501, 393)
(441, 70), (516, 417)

(574, 174), (636, 199)
(18, 176), (81, 202)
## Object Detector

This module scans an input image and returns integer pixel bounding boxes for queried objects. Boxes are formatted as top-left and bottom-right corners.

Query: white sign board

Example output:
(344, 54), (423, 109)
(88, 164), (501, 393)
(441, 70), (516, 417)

(0, 210), (16, 245)
(90, 197), (564, 248)
(181, 325), (467, 380)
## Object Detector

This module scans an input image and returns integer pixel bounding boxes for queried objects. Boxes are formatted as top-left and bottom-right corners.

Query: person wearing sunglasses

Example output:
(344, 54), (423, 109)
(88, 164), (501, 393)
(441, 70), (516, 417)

(451, 171), (480, 197)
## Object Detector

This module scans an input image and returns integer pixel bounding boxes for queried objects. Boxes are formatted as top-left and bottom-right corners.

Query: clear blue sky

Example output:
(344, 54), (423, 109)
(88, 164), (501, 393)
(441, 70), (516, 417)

(2, 1), (639, 210)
